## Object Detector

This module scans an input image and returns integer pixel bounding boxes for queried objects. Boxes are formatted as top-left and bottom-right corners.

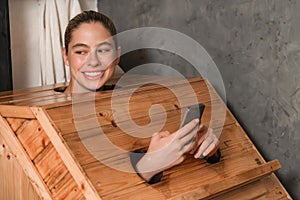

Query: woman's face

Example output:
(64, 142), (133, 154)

(63, 22), (120, 93)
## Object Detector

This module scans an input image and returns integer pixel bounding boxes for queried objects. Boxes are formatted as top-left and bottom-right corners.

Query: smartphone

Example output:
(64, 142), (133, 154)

(180, 103), (205, 128)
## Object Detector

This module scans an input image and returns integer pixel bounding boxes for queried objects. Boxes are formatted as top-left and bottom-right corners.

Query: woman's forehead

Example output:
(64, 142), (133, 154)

(73, 22), (111, 38)
(70, 22), (114, 46)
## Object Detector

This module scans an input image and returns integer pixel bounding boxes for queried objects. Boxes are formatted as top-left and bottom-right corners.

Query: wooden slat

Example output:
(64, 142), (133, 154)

(31, 106), (101, 200)
(11, 93), (71, 106)
(33, 143), (67, 188)
(16, 119), (50, 160)
(50, 173), (86, 200)
(33, 143), (83, 199)
(170, 160), (281, 200)
(0, 105), (35, 118)
(0, 82), (67, 101)
(211, 174), (291, 200)
(0, 131), (41, 200)
(0, 90), (60, 104)
(47, 96), (234, 140)
(42, 77), (210, 110)
(0, 115), (52, 199)
(6, 117), (27, 132)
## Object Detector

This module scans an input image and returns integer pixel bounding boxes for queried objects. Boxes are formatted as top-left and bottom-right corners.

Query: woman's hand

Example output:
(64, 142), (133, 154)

(190, 125), (220, 159)
(136, 119), (199, 181)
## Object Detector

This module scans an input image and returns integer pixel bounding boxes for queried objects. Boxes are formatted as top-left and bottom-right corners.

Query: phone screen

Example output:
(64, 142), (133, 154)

(180, 104), (205, 128)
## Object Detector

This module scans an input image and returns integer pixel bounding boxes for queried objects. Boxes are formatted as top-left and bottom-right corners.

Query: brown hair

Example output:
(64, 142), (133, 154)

(64, 10), (117, 53)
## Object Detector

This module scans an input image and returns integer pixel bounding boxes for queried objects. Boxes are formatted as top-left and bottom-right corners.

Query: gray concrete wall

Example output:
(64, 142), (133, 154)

(98, 1), (300, 198)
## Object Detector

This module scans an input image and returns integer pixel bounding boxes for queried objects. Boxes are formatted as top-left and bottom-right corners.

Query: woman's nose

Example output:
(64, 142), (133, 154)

(87, 51), (100, 67)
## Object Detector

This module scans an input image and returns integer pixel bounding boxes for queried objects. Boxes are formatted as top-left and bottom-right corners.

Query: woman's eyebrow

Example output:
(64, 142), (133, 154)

(71, 43), (89, 49)
(71, 41), (113, 49)
(97, 41), (113, 47)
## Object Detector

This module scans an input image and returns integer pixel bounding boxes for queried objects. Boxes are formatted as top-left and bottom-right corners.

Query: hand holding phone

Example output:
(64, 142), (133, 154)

(180, 104), (221, 163)
(180, 103), (205, 128)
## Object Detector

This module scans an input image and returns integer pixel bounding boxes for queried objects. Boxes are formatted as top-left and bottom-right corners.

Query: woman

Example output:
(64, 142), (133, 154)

(62, 10), (219, 183)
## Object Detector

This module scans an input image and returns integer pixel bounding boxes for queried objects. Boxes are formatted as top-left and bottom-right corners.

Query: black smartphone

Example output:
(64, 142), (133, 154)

(180, 103), (205, 128)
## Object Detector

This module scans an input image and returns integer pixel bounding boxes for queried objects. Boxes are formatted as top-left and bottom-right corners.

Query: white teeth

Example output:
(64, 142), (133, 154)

(83, 71), (103, 77)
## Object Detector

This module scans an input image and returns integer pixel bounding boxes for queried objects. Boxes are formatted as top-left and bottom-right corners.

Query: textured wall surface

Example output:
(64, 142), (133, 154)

(98, 0), (300, 198)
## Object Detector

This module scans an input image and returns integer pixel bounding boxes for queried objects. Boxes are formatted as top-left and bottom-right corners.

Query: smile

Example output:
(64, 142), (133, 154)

(82, 71), (104, 80)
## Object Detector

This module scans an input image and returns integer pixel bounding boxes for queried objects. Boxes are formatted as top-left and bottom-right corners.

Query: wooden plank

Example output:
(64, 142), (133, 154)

(50, 173), (86, 200)
(170, 160), (281, 200)
(0, 90), (60, 104)
(31, 106), (101, 200)
(16, 119), (50, 160)
(0, 115), (52, 199)
(6, 117), (27, 132)
(60, 110), (236, 168)
(33, 143), (66, 187)
(0, 132), (41, 200)
(47, 97), (234, 140)
(23, 95), (72, 107)
(9, 93), (71, 107)
(211, 174), (292, 200)
(42, 77), (210, 110)
(0, 105), (35, 118)
(33, 143), (83, 199)
(0, 82), (67, 101)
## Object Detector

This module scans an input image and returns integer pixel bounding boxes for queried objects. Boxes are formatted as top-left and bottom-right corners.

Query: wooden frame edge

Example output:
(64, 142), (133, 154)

(171, 160), (281, 200)
(0, 115), (52, 199)
(0, 105), (35, 118)
(31, 106), (101, 200)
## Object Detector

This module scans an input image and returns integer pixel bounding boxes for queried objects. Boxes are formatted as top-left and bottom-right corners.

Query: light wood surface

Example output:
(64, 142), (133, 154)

(0, 115), (52, 199)
(0, 132), (41, 200)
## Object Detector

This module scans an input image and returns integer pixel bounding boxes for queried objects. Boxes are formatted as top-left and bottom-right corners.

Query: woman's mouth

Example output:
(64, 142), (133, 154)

(82, 71), (104, 80)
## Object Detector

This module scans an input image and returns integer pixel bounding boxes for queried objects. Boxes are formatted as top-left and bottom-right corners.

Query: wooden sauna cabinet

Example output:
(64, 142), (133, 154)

(0, 76), (291, 199)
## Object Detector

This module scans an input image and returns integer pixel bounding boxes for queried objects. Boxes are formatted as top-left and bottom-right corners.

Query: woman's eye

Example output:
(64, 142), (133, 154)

(97, 48), (112, 53)
(75, 51), (86, 55)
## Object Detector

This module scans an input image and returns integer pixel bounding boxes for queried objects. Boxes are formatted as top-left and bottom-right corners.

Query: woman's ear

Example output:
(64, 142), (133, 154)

(62, 48), (69, 66)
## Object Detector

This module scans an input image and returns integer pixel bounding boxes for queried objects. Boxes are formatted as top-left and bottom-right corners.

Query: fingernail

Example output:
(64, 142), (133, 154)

(194, 153), (202, 159)
(152, 132), (158, 137)
(194, 118), (199, 123)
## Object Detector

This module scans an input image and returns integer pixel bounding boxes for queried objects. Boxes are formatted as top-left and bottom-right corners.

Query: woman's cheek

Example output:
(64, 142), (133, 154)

(72, 57), (86, 71)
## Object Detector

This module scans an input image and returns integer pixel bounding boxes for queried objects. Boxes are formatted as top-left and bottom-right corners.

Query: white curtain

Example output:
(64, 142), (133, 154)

(39, 0), (99, 85)
(9, 0), (98, 89)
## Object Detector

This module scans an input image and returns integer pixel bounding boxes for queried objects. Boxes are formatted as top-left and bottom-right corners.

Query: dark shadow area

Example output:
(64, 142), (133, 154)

(0, 0), (12, 92)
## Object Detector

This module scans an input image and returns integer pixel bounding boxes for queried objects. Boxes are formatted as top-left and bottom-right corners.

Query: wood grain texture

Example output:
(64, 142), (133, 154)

(0, 115), (52, 199)
(44, 78), (290, 199)
(15, 119), (50, 160)
(0, 132), (41, 200)
(32, 106), (101, 200)
(170, 160), (281, 200)
(0, 77), (292, 199)
(0, 105), (35, 118)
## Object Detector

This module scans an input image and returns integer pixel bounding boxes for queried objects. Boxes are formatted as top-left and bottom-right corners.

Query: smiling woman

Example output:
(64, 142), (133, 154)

(60, 10), (220, 185)
(62, 11), (120, 93)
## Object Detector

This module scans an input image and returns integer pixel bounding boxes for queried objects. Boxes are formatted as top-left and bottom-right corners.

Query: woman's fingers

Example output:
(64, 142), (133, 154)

(194, 128), (219, 158)
(189, 124), (207, 154)
(176, 119), (199, 139)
